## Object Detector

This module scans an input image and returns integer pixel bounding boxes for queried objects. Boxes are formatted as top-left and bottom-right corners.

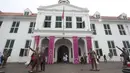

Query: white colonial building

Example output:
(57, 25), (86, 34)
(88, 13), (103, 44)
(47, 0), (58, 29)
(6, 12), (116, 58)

(0, 0), (130, 64)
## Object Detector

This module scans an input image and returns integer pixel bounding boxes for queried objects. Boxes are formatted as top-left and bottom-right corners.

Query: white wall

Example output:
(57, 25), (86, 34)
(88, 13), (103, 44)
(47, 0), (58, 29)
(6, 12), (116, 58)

(0, 17), (36, 62)
(91, 20), (130, 61)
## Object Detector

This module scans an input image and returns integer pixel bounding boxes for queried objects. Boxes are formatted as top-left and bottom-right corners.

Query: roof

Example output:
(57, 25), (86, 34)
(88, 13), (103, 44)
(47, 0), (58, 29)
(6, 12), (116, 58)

(90, 16), (130, 20)
(0, 12), (130, 20)
(0, 12), (37, 17)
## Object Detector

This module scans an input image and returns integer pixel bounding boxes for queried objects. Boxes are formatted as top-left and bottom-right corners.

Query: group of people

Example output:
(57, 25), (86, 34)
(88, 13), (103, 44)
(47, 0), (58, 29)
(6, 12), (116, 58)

(27, 46), (46, 73)
(116, 46), (130, 68)
(63, 53), (68, 63)
(80, 53), (87, 64)
(0, 50), (10, 68)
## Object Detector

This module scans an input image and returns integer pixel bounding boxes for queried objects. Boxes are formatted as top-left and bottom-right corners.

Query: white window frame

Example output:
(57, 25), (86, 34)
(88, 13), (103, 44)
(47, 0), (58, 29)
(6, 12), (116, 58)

(66, 16), (72, 28)
(44, 16), (51, 28)
(107, 41), (117, 56)
(28, 22), (35, 33)
(76, 17), (84, 28)
(55, 16), (62, 28)
(104, 24), (112, 35)
(10, 21), (20, 33)
(117, 24), (126, 35)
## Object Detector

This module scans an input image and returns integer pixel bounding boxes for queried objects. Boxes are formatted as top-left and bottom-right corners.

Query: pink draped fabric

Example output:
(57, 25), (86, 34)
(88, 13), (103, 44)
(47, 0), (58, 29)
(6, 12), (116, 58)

(72, 36), (79, 64)
(34, 36), (40, 48)
(86, 36), (92, 64)
(47, 36), (55, 64)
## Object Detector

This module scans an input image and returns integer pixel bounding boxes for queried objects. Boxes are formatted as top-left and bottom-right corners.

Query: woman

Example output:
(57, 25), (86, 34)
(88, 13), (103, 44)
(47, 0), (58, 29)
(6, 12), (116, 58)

(29, 46), (40, 72)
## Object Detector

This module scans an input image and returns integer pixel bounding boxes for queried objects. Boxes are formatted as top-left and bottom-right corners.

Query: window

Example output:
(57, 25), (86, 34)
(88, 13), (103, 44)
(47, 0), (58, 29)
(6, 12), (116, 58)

(0, 21), (3, 28)
(10, 21), (20, 33)
(94, 41), (99, 48)
(103, 24), (112, 35)
(66, 17), (72, 28)
(19, 40), (31, 57)
(19, 48), (28, 56)
(55, 16), (62, 28)
(94, 40), (103, 56)
(28, 22), (35, 33)
(91, 24), (96, 35)
(117, 24), (126, 35)
(4, 39), (15, 56)
(96, 49), (103, 56)
(122, 41), (130, 54)
(44, 16), (51, 28)
(107, 41), (117, 56)
(76, 17), (85, 28)
(96, 15), (100, 19)
(24, 12), (29, 16)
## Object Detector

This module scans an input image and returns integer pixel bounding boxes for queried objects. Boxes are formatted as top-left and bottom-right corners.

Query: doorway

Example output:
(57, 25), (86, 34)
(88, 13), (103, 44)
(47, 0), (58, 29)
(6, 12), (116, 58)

(57, 45), (69, 63)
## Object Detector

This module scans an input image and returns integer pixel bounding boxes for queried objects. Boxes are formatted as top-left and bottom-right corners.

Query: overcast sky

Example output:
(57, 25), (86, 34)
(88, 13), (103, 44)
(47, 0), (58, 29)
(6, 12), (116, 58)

(0, 0), (130, 16)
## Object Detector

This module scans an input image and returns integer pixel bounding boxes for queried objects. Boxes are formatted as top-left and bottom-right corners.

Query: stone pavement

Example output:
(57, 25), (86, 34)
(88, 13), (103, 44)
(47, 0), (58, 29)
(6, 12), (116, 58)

(0, 62), (123, 73)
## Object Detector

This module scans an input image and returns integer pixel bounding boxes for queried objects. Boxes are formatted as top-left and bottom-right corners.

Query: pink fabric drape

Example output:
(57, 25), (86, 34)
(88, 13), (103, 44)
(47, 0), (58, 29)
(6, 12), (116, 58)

(86, 36), (92, 64)
(47, 36), (55, 64)
(72, 36), (79, 64)
(34, 36), (40, 48)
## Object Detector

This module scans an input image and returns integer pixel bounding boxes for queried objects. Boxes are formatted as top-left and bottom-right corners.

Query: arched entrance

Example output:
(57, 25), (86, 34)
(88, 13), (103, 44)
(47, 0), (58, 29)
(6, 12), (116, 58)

(55, 38), (72, 63)
(57, 45), (69, 63)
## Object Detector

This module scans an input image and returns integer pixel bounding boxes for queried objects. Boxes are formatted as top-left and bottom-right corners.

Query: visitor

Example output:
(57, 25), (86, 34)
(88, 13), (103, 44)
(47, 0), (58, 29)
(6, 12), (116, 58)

(63, 53), (68, 63)
(40, 48), (45, 71)
(88, 49), (99, 71)
(80, 57), (84, 64)
(83, 53), (87, 64)
(0, 52), (2, 66)
(116, 46), (130, 68)
(1, 50), (9, 68)
(103, 55), (107, 63)
(28, 46), (40, 72)
(26, 53), (35, 68)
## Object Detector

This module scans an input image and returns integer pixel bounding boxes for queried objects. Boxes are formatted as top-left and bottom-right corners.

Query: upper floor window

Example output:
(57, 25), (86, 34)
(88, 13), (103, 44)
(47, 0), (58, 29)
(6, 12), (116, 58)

(24, 12), (29, 16)
(91, 24), (96, 35)
(96, 15), (100, 19)
(0, 21), (3, 28)
(76, 17), (85, 28)
(66, 16), (72, 28)
(55, 16), (62, 28)
(107, 41), (117, 56)
(44, 16), (51, 28)
(103, 24), (112, 35)
(28, 22), (35, 33)
(4, 39), (15, 56)
(117, 24), (126, 35)
(10, 21), (20, 33)
(122, 41), (130, 48)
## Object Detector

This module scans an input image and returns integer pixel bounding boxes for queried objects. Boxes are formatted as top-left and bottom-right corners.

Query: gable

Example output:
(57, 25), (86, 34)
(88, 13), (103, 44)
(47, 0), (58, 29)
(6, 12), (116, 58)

(38, 4), (89, 12)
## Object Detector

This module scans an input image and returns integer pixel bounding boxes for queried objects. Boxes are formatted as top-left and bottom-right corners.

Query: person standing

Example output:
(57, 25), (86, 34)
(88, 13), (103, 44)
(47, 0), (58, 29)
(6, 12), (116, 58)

(83, 53), (87, 64)
(2, 50), (9, 68)
(40, 49), (45, 71)
(88, 49), (99, 71)
(116, 46), (130, 68)
(103, 55), (107, 63)
(29, 46), (40, 72)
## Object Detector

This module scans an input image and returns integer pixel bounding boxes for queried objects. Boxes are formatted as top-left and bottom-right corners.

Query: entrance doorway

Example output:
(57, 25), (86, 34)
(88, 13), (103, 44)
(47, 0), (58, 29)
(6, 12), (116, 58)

(57, 45), (69, 63)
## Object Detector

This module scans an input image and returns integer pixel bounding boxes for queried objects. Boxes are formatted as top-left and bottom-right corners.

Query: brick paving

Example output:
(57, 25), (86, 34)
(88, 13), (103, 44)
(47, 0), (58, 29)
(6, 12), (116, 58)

(0, 62), (123, 73)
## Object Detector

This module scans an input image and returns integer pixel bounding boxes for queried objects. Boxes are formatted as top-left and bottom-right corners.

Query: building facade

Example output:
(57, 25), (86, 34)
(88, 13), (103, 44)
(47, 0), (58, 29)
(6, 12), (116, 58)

(0, 0), (130, 64)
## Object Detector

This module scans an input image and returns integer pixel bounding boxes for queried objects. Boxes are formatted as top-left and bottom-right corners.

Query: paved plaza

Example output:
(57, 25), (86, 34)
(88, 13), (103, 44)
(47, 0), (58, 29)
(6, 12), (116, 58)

(0, 62), (123, 73)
